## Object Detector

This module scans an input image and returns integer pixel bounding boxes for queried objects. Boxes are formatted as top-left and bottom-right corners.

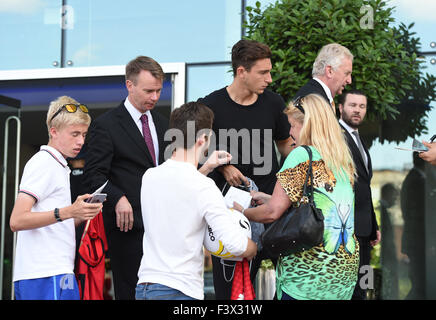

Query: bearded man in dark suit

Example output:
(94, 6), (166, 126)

(338, 89), (381, 300)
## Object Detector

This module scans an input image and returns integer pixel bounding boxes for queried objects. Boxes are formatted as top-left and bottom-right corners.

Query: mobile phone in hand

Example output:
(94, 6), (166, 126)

(86, 193), (107, 203)
(412, 139), (429, 152)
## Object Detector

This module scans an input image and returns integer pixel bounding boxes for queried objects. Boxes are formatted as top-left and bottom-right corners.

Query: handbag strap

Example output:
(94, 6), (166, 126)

(300, 145), (314, 203)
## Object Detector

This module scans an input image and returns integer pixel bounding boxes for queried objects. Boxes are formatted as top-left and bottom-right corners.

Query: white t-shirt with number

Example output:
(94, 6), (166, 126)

(13, 145), (76, 282)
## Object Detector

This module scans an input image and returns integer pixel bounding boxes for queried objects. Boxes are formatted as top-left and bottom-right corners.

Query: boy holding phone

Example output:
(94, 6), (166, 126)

(9, 96), (102, 300)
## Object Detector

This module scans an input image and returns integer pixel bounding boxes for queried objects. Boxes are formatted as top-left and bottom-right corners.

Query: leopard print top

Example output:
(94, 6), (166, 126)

(276, 159), (336, 204)
(275, 146), (359, 300)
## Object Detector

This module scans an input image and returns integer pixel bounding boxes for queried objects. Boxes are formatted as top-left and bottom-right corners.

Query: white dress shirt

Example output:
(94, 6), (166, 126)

(124, 97), (159, 165)
(339, 118), (368, 166)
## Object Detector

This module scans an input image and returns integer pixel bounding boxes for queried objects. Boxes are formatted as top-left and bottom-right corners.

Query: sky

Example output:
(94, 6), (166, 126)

(370, 0), (436, 170)
(0, 0), (435, 170)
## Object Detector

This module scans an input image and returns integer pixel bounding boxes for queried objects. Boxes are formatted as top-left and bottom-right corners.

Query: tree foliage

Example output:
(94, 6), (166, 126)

(245, 0), (436, 145)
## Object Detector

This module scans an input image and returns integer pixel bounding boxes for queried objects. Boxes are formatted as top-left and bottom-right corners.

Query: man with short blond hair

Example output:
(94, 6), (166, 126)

(84, 56), (169, 300)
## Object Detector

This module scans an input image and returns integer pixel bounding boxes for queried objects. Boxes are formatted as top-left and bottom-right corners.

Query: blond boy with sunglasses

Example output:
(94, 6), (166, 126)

(9, 96), (102, 300)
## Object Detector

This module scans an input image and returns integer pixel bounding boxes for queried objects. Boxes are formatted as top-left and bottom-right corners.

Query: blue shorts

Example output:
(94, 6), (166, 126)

(14, 274), (80, 300)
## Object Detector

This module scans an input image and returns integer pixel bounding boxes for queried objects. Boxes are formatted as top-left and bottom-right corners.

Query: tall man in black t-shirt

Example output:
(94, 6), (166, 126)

(198, 39), (293, 299)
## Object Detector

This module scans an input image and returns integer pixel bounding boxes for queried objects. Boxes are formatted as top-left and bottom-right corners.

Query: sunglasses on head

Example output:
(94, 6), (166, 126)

(293, 96), (305, 114)
(50, 104), (89, 123)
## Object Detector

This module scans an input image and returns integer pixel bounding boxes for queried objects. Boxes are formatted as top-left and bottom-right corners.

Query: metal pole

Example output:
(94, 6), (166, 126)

(60, 0), (68, 68)
(0, 116), (21, 300)
(241, 0), (247, 38)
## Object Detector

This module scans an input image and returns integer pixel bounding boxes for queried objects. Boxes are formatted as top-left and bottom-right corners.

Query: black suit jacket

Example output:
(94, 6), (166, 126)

(340, 124), (378, 239)
(293, 78), (331, 104)
(84, 102), (168, 231)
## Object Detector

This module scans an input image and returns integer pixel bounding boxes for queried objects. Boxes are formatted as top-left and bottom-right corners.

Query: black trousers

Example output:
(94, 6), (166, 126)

(406, 249), (426, 299)
(106, 228), (143, 300)
(352, 236), (372, 300)
(211, 252), (262, 299)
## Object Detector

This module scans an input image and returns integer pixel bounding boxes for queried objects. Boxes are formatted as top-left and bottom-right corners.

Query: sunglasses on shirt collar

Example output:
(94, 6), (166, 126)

(50, 104), (89, 123)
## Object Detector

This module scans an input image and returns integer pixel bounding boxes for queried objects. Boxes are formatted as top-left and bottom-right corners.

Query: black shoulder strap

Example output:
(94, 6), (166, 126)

(301, 145), (314, 202)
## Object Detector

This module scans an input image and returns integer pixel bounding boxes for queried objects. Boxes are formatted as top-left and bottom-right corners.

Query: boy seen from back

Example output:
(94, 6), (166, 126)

(136, 101), (257, 300)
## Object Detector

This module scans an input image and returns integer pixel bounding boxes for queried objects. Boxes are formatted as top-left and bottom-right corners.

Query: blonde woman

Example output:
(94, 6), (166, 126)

(241, 94), (359, 300)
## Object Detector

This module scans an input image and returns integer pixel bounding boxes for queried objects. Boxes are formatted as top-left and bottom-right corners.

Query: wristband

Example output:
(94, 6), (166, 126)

(54, 208), (62, 222)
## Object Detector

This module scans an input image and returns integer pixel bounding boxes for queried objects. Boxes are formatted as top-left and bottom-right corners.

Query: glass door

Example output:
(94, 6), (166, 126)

(0, 0), (63, 70)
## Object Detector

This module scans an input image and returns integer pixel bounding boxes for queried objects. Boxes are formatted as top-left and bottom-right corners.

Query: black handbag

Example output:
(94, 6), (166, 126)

(261, 145), (324, 258)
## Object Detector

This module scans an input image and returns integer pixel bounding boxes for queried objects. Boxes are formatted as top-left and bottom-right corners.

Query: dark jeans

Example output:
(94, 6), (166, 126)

(352, 236), (372, 300)
(135, 283), (196, 300)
